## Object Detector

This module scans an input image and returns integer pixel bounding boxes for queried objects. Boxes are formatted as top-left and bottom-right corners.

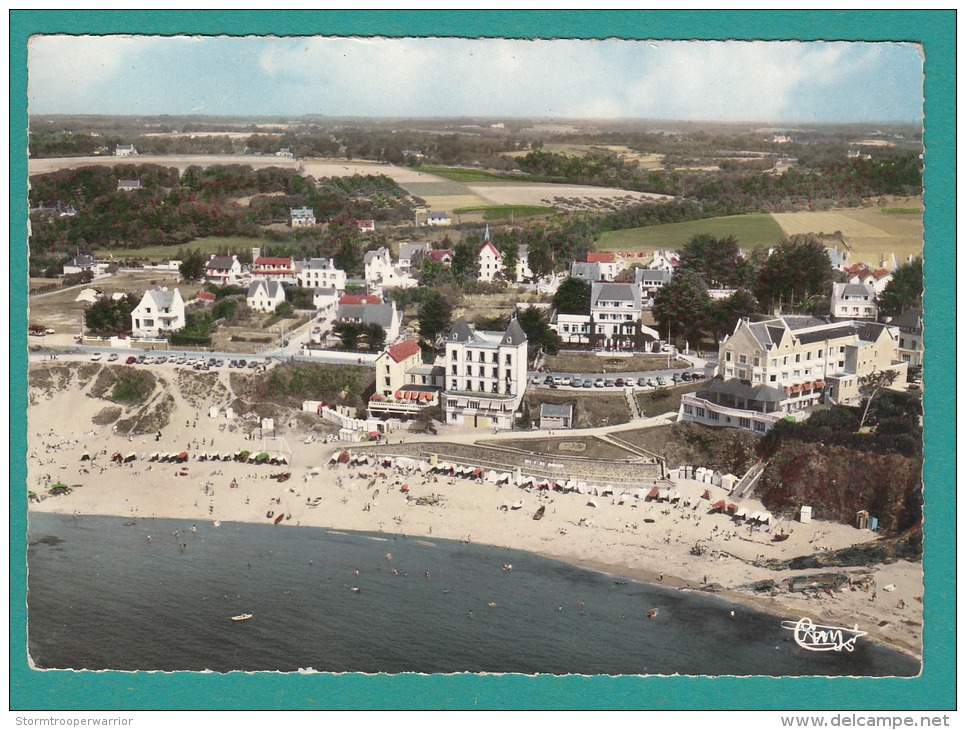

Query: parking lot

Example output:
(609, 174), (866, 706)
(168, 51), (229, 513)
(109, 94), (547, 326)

(529, 369), (704, 392)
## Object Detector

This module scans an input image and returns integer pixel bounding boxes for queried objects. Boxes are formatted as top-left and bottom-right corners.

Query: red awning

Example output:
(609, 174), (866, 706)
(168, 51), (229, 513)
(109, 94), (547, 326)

(648, 487), (660, 499)
(727, 503), (738, 514)
(471, 467), (482, 477)
(711, 499), (727, 511)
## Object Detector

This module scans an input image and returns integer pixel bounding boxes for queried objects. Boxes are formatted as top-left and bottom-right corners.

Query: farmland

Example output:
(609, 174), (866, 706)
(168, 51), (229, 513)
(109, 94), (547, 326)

(417, 165), (516, 182)
(451, 204), (556, 221)
(596, 213), (787, 251)
(771, 196), (924, 262)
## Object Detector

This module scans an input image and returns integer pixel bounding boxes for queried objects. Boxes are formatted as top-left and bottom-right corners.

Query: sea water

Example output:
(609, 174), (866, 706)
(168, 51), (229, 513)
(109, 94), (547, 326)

(25, 513), (919, 676)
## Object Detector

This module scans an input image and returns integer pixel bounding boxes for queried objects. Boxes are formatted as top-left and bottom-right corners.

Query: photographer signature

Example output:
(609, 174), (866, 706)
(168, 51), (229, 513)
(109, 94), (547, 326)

(780, 617), (868, 652)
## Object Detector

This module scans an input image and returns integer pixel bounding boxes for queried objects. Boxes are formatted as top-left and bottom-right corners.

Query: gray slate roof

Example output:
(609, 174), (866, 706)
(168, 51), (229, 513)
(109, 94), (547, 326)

(247, 280), (284, 299)
(447, 318), (475, 343)
(634, 268), (673, 285)
(337, 302), (396, 328)
(206, 256), (236, 270)
(501, 318), (528, 346)
(591, 282), (641, 308)
(540, 403), (573, 418)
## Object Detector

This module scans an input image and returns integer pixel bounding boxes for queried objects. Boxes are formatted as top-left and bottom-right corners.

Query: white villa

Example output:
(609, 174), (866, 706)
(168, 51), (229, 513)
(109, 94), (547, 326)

(247, 280), (286, 312)
(131, 288), (186, 338)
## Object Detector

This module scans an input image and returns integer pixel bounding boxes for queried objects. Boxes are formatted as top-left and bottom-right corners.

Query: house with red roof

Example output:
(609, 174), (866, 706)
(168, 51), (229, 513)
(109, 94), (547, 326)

(356, 219), (376, 233)
(428, 249), (454, 265)
(369, 339), (445, 420)
(251, 256), (296, 284)
(477, 225), (504, 282)
(338, 294), (382, 306)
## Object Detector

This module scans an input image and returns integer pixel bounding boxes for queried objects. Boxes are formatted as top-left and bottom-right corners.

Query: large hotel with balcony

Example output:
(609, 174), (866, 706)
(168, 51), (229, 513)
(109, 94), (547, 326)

(679, 316), (906, 433)
(440, 317), (529, 430)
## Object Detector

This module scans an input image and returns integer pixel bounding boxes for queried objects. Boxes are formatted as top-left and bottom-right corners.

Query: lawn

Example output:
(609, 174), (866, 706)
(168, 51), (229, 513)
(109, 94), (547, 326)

(545, 351), (690, 375)
(597, 213), (787, 251)
(93, 236), (265, 260)
(452, 204), (557, 220)
(418, 165), (518, 183)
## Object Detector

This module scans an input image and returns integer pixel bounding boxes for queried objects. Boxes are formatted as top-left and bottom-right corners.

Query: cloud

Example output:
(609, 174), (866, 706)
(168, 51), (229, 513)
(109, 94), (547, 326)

(25, 35), (922, 122)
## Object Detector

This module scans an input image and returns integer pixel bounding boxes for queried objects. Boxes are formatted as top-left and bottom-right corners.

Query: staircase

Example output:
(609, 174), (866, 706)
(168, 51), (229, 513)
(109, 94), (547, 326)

(625, 388), (641, 420)
(731, 459), (768, 499)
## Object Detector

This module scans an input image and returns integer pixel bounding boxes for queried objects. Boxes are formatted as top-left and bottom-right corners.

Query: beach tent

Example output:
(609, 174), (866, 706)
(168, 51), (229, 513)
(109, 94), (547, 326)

(711, 499), (727, 513)
(735, 507), (748, 519)
(148, 453), (159, 462)
(471, 467), (482, 479)
(749, 511), (762, 522)
(586, 499), (599, 509)
(701, 489), (712, 501)
(647, 486), (660, 501)
(602, 485), (615, 497)
(757, 512), (772, 524)
(209, 407), (219, 419)
(484, 470), (499, 483)
(727, 503), (737, 515)
(670, 491), (681, 503)
(658, 489), (671, 502)
(80, 452), (91, 461)
(124, 453), (137, 462)
(338, 451), (350, 463)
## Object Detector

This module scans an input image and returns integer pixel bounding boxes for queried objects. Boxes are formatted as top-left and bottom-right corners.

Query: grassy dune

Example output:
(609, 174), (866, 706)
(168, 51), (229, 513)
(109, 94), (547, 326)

(94, 236), (265, 260)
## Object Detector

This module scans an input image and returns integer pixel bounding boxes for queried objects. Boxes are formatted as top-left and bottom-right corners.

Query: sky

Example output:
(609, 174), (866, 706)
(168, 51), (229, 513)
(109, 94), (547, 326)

(26, 36), (924, 123)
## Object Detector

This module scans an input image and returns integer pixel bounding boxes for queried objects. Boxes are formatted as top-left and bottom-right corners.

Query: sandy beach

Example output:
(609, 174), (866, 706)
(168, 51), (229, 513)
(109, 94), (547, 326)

(25, 362), (924, 663)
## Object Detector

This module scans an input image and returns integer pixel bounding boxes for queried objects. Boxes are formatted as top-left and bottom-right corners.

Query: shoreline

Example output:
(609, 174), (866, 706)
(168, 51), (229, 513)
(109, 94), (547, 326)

(25, 363), (924, 665)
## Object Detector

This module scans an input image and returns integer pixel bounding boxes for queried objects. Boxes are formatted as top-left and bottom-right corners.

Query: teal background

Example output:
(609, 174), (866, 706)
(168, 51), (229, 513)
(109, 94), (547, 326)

(9, 10), (955, 710)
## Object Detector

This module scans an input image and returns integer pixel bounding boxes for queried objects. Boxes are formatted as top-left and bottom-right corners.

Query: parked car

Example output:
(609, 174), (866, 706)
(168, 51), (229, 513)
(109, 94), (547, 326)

(594, 378), (605, 388)
(208, 358), (217, 367)
(691, 371), (706, 380)
(90, 353), (102, 361)
(126, 356), (137, 365)
(238, 360), (247, 368)
(637, 377), (649, 387)
(571, 378), (583, 388)
(107, 353), (118, 362)
(671, 373), (681, 383)
(136, 355), (146, 364)
(544, 375), (554, 385)
(646, 378), (657, 387)
(614, 377), (624, 387)
(248, 361), (258, 369)
(681, 371), (693, 382)
(156, 356), (168, 364)
(216, 360), (225, 367)
(656, 376), (667, 386)
(532, 376), (542, 384)
(583, 380), (592, 388)
(604, 379), (615, 387)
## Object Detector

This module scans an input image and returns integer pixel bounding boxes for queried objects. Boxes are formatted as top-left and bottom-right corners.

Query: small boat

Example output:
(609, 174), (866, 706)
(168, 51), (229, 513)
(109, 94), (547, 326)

(511, 499), (524, 510)
(647, 609), (659, 619)
(532, 505), (546, 521)
(501, 563), (513, 571)
(231, 613), (253, 622)
(772, 533), (790, 542)
(272, 472), (291, 482)
(273, 513), (284, 525)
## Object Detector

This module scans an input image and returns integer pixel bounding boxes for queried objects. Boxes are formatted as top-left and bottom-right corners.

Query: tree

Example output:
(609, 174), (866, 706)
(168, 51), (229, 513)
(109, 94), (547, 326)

(84, 294), (135, 336)
(273, 300), (294, 319)
(526, 234), (554, 278)
(417, 290), (452, 342)
(334, 321), (362, 350)
(652, 271), (712, 344)
(497, 238), (519, 279)
(754, 236), (834, 312)
(856, 370), (900, 433)
(878, 257), (922, 317)
(516, 307), (559, 361)
(363, 322), (387, 352)
(451, 241), (480, 283)
(178, 249), (207, 280)
(707, 289), (759, 343)
(552, 277), (591, 314)
(677, 234), (751, 288)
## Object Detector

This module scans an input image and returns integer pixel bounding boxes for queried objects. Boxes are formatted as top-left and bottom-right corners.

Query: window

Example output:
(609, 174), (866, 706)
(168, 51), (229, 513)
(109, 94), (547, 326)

(451, 364), (457, 375)
(478, 381), (484, 392)
(754, 421), (767, 432)
(695, 407), (705, 418)
(492, 367), (498, 378)
(451, 350), (458, 360)
(466, 365), (473, 376)
(725, 351), (732, 362)
(817, 349), (824, 358)
(708, 411), (720, 421)
(806, 351), (811, 361)
(505, 354), (512, 365)
(738, 354), (747, 364)
(754, 357), (760, 367)
(450, 380), (457, 389)
(739, 417), (751, 429)
(795, 354), (801, 363)
(771, 359), (777, 368)
(769, 374), (777, 382)
(683, 404), (693, 415)
(384, 377), (391, 386)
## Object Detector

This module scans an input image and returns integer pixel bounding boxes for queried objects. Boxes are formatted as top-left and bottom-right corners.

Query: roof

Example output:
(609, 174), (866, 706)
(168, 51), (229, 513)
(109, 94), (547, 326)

(591, 282), (641, 308)
(634, 268), (672, 284)
(247, 280), (284, 299)
(587, 252), (616, 264)
(570, 261), (601, 280)
(206, 256), (237, 270)
(428, 249), (453, 262)
(364, 248), (390, 265)
(337, 302), (397, 328)
(447, 318), (475, 343)
(339, 294), (382, 305)
(297, 257), (339, 270)
(476, 240), (502, 258)
(501, 318), (528, 346)
(540, 403), (573, 418)
(890, 308), (923, 332)
(139, 287), (182, 309)
(699, 377), (786, 403)
(387, 339), (421, 363)
(833, 282), (875, 299)
(197, 291), (216, 302)
(427, 211), (449, 218)
(399, 242), (430, 259)
(290, 207), (314, 215)
(254, 257), (292, 267)
(66, 254), (96, 267)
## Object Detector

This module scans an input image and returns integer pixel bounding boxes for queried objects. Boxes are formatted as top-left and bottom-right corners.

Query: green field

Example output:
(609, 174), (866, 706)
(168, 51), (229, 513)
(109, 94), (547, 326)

(881, 208), (922, 215)
(452, 204), (556, 220)
(597, 214), (787, 251)
(418, 165), (517, 183)
(94, 236), (265, 260)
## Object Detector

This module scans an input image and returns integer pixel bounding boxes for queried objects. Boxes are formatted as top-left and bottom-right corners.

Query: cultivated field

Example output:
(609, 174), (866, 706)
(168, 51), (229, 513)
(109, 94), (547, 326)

(467, 183), (672, 211)
(597, 213), (787, 251)
(771, 196), (924, 263)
